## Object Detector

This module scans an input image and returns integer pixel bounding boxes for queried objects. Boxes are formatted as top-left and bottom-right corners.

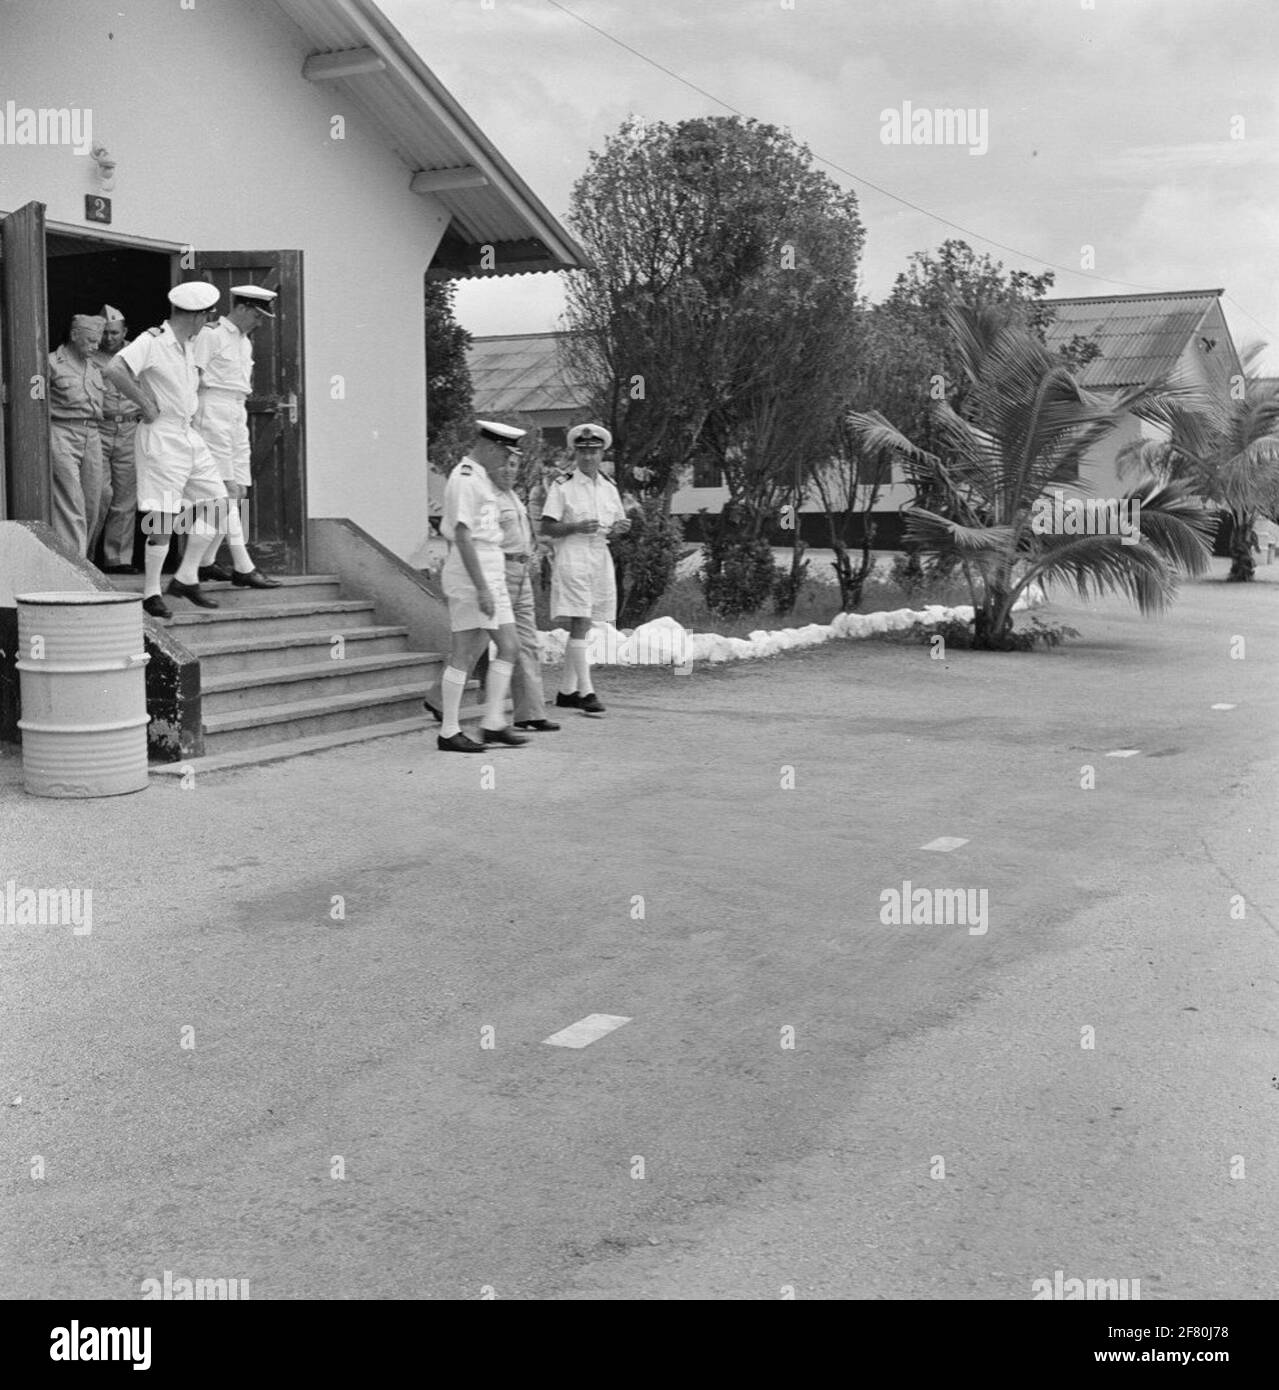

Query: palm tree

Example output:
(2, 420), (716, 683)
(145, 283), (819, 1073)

(1115, 351), (1279, 581)
(848, 302), (1217, 649)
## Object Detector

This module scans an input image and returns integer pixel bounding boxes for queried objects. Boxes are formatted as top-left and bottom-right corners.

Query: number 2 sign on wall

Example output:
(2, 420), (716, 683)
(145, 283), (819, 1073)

(85, 195), (112, 225)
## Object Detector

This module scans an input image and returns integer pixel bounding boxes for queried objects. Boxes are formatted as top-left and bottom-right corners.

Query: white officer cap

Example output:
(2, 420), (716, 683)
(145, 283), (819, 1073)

(567, 423), (612, 451)
(476, 419), (526, 447)
(230, 284), (277, 318)
(168, 281), (220, 312)
(100, 303), (125, 324)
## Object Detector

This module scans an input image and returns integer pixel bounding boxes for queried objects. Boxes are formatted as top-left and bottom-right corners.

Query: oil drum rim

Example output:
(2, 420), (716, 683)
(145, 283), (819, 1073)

(16, 592), (142, 606)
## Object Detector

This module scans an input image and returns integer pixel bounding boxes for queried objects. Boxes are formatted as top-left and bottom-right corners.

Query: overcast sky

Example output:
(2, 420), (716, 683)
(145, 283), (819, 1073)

(383, 0), (1279, 367)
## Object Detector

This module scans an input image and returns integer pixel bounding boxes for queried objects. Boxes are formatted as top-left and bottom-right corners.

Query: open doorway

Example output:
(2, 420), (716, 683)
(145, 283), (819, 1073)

(44, 230), (175, 570)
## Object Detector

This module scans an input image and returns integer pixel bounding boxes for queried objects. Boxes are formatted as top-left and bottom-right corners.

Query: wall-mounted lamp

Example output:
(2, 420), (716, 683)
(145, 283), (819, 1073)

(90, 143), (116, 192)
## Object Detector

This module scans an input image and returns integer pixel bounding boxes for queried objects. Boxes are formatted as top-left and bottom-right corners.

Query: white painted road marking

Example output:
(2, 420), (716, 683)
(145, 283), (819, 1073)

(921, 837), (969, 852)
(1106, 749), (1141, 758)
(1211, 704), (1237, 711)
(542, 1014), (633, 1048)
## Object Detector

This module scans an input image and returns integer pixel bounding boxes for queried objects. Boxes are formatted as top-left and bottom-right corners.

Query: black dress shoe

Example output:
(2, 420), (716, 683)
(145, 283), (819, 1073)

(555, 691), (583, 708)
(579, 693), (606, 714)
(480, 726), (529, 746)
(142, 595), (172, 620)
(423, 697), (442, 722)
(231, 569), (283, 589)
(103, 563), (142, 575)
(199, 563), (232, 582)
(513, 719), (561, 731)
(437, 731), (485, 753)
(166, 578), (219, 609)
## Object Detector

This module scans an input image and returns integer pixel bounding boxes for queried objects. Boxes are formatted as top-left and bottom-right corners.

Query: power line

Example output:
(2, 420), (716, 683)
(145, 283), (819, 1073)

(542, 0), (1276, 341)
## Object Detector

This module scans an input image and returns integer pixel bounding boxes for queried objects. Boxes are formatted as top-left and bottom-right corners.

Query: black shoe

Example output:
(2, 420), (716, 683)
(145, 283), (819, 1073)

(103, 563), (142, 575)
(423, 697), (442, 722)
(579, 693), (605, 714)
(167, 579), (219, 609)
(198, 564), (232, 582)
(437, 731), (485, 753)
(513, 719), (561, 731)
(481, 726), (529, 747)
(231, 569), (283, 589)
(555, 691), (583, 708)
(142, 594), (172, 620)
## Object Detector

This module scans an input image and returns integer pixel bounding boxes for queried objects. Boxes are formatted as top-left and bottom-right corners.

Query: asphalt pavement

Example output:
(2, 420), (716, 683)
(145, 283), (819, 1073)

(1, 559), (1274, 1299)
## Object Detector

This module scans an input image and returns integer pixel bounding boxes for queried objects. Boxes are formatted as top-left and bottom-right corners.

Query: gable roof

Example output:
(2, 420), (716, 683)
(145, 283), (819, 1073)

(468, 332), (591, 413)
(272, 0), (588, 279)
(1042, 289), (1226, 388)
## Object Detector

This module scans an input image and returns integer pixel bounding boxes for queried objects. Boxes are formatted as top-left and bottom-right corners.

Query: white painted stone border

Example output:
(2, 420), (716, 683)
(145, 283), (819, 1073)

(538, 584), (1047, 667)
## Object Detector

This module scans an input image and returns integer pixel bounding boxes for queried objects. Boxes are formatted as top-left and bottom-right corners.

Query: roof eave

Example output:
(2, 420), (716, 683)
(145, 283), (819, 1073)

(279, 0), (590, 277)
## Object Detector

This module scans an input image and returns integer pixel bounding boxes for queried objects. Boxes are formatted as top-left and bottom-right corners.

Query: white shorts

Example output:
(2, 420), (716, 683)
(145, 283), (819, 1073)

(193, 389), (251, 486)
(442, 546), (515, 632)
(551, 539), (616, 623)
(134, 418), (228, 513)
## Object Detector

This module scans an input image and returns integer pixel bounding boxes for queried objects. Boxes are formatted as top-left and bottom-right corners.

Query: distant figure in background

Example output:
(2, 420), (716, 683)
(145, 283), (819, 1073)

(48, 314), (106, 557)
(192, 285), (281, 588)
(92, 304), (142, 573)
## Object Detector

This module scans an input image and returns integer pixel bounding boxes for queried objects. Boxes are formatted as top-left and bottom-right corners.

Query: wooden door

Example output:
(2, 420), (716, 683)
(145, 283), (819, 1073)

(193, 250), (306, 572)
(1, 202), (51, 523)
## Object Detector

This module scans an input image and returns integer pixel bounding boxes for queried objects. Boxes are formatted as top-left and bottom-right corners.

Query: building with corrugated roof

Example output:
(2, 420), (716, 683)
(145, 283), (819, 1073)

(1041, 289), (1243, 497)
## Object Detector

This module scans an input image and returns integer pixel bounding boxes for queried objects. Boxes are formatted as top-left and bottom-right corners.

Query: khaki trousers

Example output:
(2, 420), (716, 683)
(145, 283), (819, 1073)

(503, 556), (547, 723)
(50, 419), (105, 558)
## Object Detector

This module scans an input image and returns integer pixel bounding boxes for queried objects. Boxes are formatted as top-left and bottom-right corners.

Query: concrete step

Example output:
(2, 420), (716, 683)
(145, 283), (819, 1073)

(203, 682), (446, 753)
(161, 599), (379, 642)
(108, 573), (344, 606)
(151, 708), (500, 777)
(188, 625), (415, 677)
(201, 652), (442, 714)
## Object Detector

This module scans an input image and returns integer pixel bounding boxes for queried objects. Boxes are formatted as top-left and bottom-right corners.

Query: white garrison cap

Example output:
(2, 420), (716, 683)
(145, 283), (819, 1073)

(168, 280), (220, 312)
(476, 419), (526, 446)
(100, 304), (125, 324)
(230, 284), (277, 318)
(567, 422), (612, 451)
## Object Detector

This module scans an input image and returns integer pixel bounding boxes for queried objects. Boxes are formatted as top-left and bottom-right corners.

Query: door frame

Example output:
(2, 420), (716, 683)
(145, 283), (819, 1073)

(0, 209), (187, 525)
(194, 250), (307, 574)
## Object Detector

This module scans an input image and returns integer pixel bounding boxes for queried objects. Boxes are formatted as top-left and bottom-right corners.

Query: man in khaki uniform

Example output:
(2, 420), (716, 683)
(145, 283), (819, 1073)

(91, 304), (142, 573)
(48, 314), (107, 557)
(495, 461), (559, 732)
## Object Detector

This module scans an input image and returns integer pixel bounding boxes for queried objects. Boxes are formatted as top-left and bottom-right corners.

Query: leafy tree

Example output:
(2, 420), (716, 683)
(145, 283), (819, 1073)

(848, 302), (1215, 649)
(850, 240), (1100, 587)
(424, 278), (474, 476)
(562, 114), (864, 621)
(1116, 353), (1279, 581)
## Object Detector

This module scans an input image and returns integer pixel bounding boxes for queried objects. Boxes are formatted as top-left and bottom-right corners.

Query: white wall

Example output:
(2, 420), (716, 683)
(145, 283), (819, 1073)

(0, 0), (452, 560)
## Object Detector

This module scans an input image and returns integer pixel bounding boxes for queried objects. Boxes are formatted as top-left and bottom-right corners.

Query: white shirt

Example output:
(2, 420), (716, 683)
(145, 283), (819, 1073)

(441, 457), (502, 548)
(541, 467), (626, 547)
(194, 317), (254, 395)
(116, 322), (200, 423)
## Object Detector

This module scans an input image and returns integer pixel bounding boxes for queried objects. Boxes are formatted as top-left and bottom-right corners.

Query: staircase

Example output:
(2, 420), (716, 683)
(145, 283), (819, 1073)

(105, 572), (483, 773)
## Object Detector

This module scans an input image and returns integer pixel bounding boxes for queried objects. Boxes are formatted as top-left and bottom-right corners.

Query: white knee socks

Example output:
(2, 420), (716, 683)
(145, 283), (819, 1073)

(481, 659), (514, 731)
(561, 637), (593, 696)
(143, 541), (167, 598)
(440, 666), (468, 738)
(225, 500), (254, 574)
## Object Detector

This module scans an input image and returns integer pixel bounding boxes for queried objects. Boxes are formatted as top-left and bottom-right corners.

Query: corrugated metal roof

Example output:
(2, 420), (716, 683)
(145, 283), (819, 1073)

(468, 333), (591, 414)
(270, 0), (588, 277)
(1042, 289), (1222, 387)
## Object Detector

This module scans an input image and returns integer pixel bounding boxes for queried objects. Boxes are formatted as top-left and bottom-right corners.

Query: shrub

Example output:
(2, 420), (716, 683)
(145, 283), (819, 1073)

(611, 501), (685, 627)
